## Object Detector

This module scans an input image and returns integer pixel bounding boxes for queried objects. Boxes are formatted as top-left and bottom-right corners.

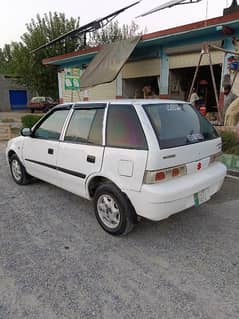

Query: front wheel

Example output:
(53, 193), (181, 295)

(94, 183), (136, 236)
(10, 154), (31, 185)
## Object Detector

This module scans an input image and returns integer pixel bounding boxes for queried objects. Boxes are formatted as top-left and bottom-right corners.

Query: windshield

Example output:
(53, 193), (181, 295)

(143, 103), (218, 149)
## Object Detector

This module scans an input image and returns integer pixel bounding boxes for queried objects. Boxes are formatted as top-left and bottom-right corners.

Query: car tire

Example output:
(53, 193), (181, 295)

(94, 183), (136, 236)
(9, 154), (31, 185)
(30, 108), (35, 113)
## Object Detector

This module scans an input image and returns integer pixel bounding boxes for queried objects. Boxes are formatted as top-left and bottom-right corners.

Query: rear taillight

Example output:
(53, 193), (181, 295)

(155, 171), (166, 181)
(209, 152), (222, 164)
(144, 165), (187, 184)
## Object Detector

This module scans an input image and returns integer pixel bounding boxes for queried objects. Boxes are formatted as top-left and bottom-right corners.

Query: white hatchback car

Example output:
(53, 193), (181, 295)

(6, 100), (226, 235)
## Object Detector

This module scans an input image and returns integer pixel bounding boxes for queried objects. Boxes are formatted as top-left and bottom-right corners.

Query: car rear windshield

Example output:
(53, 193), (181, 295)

(143, 103), (219, 149)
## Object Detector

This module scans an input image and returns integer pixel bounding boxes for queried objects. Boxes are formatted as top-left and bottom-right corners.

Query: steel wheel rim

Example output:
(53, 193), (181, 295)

(11, 159), (22, 181)
(97, 194), (121, 229)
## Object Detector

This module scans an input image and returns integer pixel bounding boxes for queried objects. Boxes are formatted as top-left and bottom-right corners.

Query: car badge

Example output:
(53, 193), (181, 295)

(197, 162), (202, 170)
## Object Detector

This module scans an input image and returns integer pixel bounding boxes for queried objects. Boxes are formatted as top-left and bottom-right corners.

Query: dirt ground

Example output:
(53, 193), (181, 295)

(0, 111), (43, 140)
(0, 141), (7, 150)
(0, 111), (31, 128)
(0, 111), (30, 120)
(0, 141), (239, 318)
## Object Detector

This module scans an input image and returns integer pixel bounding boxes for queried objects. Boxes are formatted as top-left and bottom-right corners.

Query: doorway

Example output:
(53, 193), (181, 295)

(170, 64), (222, 111)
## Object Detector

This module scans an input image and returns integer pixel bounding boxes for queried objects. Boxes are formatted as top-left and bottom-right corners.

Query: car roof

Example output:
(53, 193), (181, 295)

(31, 96), (46, 99)
(53, 99), (188, 110)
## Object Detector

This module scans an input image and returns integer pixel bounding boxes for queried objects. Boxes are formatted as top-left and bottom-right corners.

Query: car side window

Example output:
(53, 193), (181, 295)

(106, 104), (148, 149)
(34, 110), (69, 140)
(64, 108), (104, 145)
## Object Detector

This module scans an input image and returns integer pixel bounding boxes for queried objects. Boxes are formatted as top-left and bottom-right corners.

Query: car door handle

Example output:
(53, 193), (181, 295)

(48, 148), (54, 155)
(87, 155), (95, 163)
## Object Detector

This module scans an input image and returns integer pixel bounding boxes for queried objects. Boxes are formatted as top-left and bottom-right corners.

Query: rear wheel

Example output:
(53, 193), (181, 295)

(94, 183), (136, 235)
(10, 154), (31, 185)
(30, 108), (35, 113)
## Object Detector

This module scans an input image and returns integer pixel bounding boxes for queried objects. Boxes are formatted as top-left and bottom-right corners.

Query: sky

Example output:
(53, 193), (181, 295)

(0, 0), (232, 48)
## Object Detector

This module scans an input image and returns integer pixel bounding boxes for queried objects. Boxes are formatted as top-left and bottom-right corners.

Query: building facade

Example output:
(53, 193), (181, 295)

(0, 75), (32, 112)
(43, 9), (239, 113)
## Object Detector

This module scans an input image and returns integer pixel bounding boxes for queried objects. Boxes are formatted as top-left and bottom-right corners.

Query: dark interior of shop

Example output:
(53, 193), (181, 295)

(175, 64), (222, 112)
(122, 65), (221, 113)
(122, 76), (160, 99)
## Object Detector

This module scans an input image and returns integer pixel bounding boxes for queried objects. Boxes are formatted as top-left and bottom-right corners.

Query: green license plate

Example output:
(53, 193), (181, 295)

(194, 188), (210, 206)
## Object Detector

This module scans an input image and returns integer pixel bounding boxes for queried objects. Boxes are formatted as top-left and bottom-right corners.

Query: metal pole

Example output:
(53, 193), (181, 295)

(208, 47), (222, 123)
(188, 51), (203, 101)
(209, 44), (239, 56)
(205, 0), (209, 21)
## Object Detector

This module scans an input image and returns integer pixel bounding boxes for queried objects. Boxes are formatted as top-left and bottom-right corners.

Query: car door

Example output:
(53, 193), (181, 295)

(22, 108), (70, 186)
(101, 103), (149, 192)
(57, 103), (106, 198)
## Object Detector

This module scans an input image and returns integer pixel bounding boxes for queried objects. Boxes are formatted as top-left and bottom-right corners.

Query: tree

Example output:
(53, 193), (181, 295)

(0, 13), (144, 98)
(3, 12), (81, 98)
(0, 44), (14, 74)
(89, 20), (142, 46)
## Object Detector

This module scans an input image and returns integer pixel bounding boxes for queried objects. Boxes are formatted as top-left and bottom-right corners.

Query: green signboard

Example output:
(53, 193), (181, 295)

(64, 68), (81, 90)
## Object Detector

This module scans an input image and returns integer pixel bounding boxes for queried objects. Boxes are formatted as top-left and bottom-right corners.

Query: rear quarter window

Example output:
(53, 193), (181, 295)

(106, 104), (148, 150)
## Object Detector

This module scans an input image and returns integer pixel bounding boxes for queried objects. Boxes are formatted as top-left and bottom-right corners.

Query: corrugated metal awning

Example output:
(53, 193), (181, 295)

(80, 37), (140, 89)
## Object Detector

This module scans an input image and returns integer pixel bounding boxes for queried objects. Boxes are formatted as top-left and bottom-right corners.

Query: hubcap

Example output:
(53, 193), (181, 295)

(11, 159), (22, 181)
(97, 194), (121, 229)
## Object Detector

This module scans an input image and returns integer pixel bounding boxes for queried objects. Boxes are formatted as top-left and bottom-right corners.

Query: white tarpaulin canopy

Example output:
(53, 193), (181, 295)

(80, 36), (140, 89)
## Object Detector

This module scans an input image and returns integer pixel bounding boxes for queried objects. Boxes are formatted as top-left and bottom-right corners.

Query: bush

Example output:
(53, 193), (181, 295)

(225, 145), (239, 156)
(21, 115), (42, 128)
(220, 131), (239, 154)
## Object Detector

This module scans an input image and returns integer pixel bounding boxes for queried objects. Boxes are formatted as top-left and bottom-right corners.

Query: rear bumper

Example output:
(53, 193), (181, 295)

(126, 162), (227, 221)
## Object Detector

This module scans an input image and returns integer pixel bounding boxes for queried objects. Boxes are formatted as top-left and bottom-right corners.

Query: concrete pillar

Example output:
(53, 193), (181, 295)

(57, 71), (63, 104)
(159, 49), (169, 99)
(116, 72), (123, 99)
(83, 89), (89, 101)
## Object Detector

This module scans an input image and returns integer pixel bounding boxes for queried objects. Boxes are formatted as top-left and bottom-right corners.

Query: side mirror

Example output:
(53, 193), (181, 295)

(21, 128), (32, 137)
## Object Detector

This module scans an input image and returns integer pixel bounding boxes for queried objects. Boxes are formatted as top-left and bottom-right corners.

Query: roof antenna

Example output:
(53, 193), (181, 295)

(136, 0), (203, 18)
(31, 1), (141, 53)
